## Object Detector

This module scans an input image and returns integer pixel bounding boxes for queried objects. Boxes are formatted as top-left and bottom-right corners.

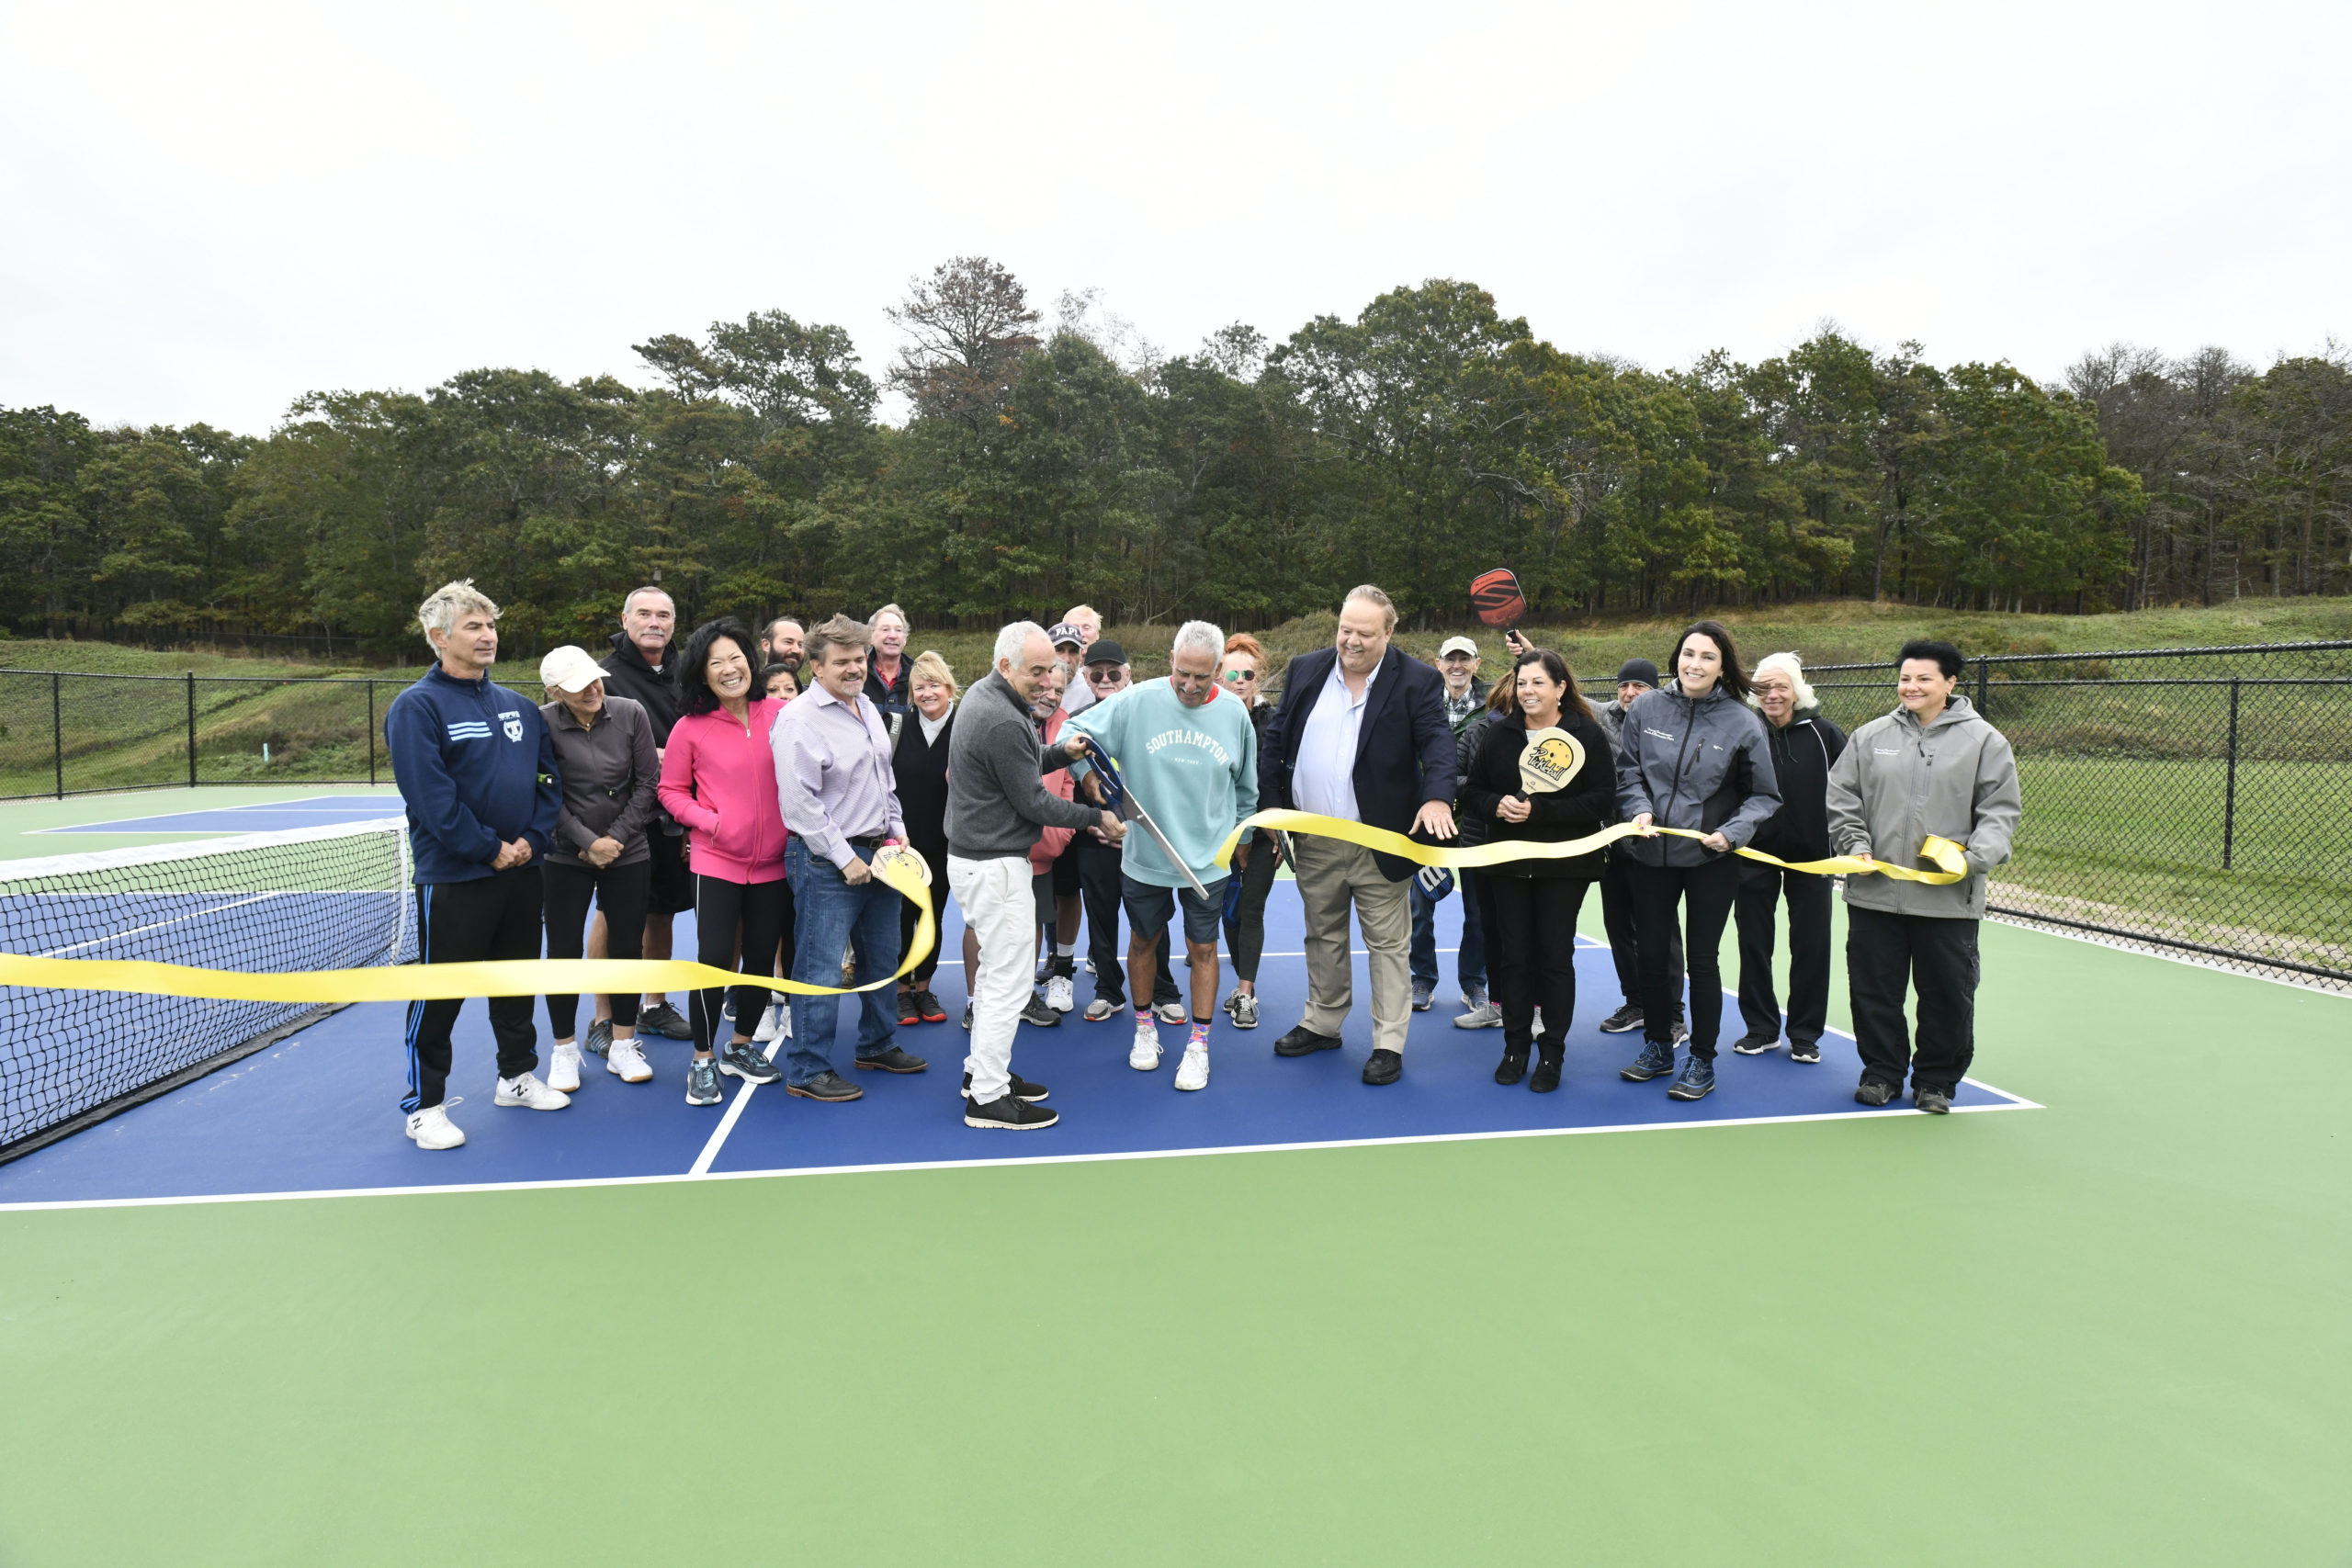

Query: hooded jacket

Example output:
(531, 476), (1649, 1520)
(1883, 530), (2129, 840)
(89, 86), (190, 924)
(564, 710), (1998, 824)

(1826, 694), (2021, 919)
(657, 697), (789, 883)
(1613, 680), (1781, 868)
(1745, 704), (1848, 863)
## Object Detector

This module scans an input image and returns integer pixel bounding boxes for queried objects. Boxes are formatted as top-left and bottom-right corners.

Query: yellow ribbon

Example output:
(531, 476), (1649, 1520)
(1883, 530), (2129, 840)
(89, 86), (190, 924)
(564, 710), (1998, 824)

(1213, 810), (1969, 885)
(0, 846), (938, 1004)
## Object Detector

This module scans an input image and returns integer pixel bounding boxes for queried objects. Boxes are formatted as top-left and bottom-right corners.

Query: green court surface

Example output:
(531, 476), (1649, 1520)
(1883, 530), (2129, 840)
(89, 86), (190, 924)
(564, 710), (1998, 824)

(1, 791), (2347, 1564)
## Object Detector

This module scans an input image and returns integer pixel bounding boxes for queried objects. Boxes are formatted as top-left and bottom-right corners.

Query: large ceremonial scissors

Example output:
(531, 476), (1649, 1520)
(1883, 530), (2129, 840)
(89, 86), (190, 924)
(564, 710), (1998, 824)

(1075, 735), (1212, 899)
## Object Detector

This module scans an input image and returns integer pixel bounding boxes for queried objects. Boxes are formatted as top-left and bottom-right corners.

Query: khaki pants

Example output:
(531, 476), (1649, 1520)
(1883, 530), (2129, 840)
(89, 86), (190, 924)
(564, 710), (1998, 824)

(1289, 833), (1412, 1055)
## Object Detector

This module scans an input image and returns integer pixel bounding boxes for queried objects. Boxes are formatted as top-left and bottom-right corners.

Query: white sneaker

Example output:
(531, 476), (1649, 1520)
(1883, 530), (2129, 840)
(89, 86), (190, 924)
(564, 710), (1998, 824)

(607, 1037), (653, 1083)
(404, 1099), (465, 1149)
(779, 1003), (793, 1038)
(1453, 1000), (1502, 1030)
(495, 1072), (571, 1111)
(1129, 1023), (1163, 1071)
(1153, 999), (1187, 1025)
(752, 1001), (784, 1043)
(1082, 956), (1095, 975)
(1173, 1042), (1210, 1090)
(548, 1041), (582, 1092)
(1046, 974), (1075, 1012)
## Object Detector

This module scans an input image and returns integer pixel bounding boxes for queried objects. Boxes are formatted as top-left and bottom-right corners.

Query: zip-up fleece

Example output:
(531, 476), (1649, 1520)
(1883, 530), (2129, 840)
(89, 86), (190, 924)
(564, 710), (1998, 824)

(384, 663), (560, 884)
(657, 698), (789, 883)
(1613, 680), (1781, 867)
(945, 671), (1101, 862)
(1746, 704), (1848, 862)
(1826, 694), (2021, 919)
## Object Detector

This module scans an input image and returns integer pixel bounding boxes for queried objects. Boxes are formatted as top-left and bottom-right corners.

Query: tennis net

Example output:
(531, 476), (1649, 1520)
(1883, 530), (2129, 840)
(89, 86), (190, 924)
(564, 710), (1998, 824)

(0, 817), (413, 1158)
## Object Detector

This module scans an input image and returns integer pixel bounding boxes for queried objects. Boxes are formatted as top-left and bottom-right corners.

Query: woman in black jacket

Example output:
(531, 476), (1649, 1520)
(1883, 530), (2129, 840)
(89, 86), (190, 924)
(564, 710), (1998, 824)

(891, 650), (957, 1026)
(1216, 635), (1283, 1031)
(1459, 649), (1617, 1092)
(1731, 652), (1847, 1063)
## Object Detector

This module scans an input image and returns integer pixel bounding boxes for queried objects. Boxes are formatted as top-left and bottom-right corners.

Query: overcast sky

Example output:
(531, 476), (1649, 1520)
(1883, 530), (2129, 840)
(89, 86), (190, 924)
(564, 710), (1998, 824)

(4, 0), (2345, 434)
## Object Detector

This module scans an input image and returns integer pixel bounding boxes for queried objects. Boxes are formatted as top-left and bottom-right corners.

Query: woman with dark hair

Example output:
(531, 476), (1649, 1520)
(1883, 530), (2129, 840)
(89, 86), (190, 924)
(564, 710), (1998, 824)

(1216, 634), (1283, 1029)
(1446, 675), (1517, 1031)
(1612, 618), (1781, 1101)
(1459, 649), (1616, 1091)
(656, 616), (792, 1107)
(891, 649), (958, 1027)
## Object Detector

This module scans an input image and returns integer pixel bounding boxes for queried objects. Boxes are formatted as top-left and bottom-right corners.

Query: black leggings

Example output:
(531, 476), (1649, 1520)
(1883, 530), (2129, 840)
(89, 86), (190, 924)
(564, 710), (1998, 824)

(1486, 875), (1591, 1057)
(899, 840), (949, 987)
(543, 857), (650, 1038)
(1626, 855), (1742, 1055)
(1220, 833), (1283, 983)
(690, 874), (793, 1053)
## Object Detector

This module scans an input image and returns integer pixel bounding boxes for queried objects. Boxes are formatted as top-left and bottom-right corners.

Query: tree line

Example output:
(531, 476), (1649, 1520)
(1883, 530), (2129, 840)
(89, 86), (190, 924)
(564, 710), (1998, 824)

(2, 257), (2345, 657)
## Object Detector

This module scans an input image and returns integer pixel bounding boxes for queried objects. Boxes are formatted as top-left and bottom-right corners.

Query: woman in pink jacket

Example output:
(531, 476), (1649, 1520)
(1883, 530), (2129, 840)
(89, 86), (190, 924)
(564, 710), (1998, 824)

(657, 616), (791, 1108)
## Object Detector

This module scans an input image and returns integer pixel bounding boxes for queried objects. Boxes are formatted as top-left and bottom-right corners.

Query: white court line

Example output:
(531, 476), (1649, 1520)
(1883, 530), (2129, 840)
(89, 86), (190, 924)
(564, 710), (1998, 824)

(0, 1093), (2041, 1213)
(27, 795), (400, 834)
(687, 1021), (787, 1176)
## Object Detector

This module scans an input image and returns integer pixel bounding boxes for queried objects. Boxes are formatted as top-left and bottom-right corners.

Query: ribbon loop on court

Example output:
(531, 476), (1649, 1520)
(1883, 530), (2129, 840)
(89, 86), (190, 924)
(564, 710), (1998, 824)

(0, 845), (938, 1004)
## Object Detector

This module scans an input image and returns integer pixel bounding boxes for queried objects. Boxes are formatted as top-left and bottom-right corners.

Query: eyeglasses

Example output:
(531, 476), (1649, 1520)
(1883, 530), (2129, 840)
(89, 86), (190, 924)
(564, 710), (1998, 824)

(1086, 667), (1125, 683)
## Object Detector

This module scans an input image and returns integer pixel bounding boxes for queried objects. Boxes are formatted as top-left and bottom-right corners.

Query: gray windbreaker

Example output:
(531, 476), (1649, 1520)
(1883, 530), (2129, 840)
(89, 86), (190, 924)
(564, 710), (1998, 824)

(1613, 681), (1781, 867)
(1826, 694), (2022, 919)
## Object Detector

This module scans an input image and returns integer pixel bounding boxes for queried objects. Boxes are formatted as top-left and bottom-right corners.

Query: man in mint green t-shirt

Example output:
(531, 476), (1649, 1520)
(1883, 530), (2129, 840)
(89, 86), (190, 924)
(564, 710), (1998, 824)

(1065, 621), (1260, 1093)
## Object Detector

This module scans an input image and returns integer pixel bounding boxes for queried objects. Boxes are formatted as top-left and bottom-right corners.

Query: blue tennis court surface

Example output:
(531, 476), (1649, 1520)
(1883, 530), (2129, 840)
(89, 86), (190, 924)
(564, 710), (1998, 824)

(0, 881), (2035, 1207)
(37, 795), (403, 835)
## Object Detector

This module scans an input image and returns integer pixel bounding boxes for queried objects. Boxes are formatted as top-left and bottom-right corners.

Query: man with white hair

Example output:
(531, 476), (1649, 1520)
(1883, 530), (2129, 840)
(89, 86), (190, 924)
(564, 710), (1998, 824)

(382, 580), (567, 1149)
(1733, 652), (1849, 1062)
(1064, 620), (1260, 1091)
(1059, 604), (1105, 715)
(946, 622), (1128, 1129)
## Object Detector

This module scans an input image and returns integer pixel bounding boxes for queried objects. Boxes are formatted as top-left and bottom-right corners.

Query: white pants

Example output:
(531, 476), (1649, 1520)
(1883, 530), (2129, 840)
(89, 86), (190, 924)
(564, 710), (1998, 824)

(948, 852), (1034, 1104)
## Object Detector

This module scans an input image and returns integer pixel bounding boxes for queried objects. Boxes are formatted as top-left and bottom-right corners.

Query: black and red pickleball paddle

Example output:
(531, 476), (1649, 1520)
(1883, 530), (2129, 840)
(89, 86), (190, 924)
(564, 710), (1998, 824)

(1469, 568), (1527, 629)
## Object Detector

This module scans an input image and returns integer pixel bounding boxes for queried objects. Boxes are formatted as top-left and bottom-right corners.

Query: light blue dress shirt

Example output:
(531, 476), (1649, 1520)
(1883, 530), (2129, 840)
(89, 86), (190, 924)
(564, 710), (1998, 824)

(1293, 658), (1378, 822)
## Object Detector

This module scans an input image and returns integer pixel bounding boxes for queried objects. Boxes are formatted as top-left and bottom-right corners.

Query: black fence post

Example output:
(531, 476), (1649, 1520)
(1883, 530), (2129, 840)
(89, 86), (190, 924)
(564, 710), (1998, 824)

(186, 672), (198, 789)
(2222, 677), (2241, 871)
(1976, 657), (1990, 716)
(367, 682), (378, 786)
(51, 672), (62, 798)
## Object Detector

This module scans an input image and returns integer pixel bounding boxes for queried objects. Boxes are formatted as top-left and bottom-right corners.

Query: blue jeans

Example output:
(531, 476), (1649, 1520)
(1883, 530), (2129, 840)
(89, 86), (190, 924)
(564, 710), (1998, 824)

(1410, 868), (1488, 1000)
(785, 839), (902, 1086)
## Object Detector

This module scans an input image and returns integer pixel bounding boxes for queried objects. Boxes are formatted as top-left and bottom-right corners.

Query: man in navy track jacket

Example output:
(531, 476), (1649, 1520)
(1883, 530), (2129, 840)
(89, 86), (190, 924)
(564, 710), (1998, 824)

(382, 580), (565, 1150)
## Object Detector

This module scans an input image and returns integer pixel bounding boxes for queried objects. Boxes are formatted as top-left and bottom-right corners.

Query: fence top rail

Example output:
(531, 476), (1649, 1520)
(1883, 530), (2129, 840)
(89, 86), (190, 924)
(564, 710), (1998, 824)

(1807, 675), (2352, 690)
(1808, 639), (2352, 673)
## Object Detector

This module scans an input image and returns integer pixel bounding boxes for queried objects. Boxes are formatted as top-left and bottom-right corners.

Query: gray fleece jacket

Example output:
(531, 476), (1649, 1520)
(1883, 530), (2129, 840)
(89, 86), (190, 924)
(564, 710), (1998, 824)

(1613, 681), (1782, 867)
(944, 670), (1101, 861)
(1826, 694), (2021, 919)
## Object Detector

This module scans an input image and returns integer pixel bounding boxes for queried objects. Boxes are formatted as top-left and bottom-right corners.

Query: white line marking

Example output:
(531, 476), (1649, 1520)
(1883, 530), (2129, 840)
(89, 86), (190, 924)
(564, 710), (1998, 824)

(25, 795), (400, 834)
(686, 1020), (786, 1175)
(0, 1088), (2039, 1213)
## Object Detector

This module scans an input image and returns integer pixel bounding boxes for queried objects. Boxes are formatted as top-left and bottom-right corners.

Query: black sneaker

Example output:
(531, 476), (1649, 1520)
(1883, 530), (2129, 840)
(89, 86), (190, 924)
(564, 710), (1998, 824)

(1021, 991), (1061, 1028)
(911, 989), (949, 1023)
(1494, 1050), (1528, 1086)
(786, 1070), (864, 1102)
(718, 1043), (782, 1084)
(1274, 1025), (1342, 1057)
(1619, 1038), (1676, 1081)
(854, 1045), (929, 1074)
(965, 1092), (1059, 1130)
(1915, 1086), (1952, 1115)
(961, 1003), (974, 1031)
(1529, 1055), (1562, 1094)
(1854, 1079), (1896, 1107)
(1789, 1040), (1821, 1065)
(1598, 1004), (1644, 1034)
(1731, 1035), (1779, 1055)
(583, 1017), (613, 1058)
(1362, 1048), (1403, 1085)
(639, 1000), (694, 1041)
(962, 1070), (1048, 1103)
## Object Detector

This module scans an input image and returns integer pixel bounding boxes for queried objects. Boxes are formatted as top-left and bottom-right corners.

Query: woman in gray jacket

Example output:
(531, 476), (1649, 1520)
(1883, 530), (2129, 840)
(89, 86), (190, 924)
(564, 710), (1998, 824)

(1612, 620), (1781, 1101)
(537, 645), (662, 1092)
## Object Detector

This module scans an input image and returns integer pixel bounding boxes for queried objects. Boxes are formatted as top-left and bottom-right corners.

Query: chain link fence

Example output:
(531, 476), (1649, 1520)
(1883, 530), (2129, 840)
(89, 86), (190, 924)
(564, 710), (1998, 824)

(0, 672), (397, 798)
(1802, 641), (2352, 992)
(8, 642), (2350, 991)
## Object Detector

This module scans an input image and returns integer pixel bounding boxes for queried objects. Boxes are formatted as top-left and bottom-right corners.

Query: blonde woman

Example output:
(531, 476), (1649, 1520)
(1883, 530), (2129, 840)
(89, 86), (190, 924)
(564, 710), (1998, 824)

(892, 650), (959, 1024)
(1731, 652), (1848, 1063)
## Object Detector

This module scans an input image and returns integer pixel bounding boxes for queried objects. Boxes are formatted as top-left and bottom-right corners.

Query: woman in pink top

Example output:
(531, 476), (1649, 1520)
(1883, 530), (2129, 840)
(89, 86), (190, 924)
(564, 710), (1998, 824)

(657, 616), (791, 1107)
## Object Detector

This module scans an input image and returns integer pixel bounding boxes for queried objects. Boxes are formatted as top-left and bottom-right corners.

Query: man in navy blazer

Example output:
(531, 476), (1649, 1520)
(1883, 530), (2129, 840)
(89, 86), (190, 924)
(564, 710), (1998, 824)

(1260, 585), (1459, 1083)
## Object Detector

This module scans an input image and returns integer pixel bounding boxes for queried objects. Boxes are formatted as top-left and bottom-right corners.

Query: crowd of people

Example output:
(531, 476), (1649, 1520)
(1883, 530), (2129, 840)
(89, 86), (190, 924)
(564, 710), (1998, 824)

(382, 578), (2023, 1149)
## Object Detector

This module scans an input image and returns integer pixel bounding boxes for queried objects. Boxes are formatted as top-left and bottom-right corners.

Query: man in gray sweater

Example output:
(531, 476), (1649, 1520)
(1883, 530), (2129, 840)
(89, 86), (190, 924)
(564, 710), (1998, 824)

(1826, 639), (2023, 1114)
(946, 621), (1127, 1129)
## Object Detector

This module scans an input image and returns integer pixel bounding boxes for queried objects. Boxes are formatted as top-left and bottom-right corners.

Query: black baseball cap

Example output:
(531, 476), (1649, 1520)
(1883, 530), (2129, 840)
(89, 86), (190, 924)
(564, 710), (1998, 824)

(1085, 640), (1127, 668)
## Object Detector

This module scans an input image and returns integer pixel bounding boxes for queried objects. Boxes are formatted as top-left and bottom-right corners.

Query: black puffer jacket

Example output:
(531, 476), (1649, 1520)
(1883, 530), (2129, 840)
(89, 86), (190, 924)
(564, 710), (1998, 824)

(599, 631), (683, 745)
(1747, 705), (1847, 862)
(1459, 706), (1617, 880)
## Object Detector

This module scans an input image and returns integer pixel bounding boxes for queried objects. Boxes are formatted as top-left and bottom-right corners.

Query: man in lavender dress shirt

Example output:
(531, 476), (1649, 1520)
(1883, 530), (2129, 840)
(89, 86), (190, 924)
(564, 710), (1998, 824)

(773, 613), (929, 1097)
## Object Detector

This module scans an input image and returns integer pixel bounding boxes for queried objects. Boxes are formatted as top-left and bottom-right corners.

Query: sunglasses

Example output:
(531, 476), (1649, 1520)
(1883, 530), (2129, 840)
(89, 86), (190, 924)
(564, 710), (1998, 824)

(1086, 667), (1125, 682)
(1220, 670), (1258, 682)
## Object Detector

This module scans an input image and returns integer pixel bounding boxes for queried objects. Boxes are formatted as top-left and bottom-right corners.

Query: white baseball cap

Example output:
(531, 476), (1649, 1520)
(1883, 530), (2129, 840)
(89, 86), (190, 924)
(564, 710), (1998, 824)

(538, 645), (606, 694)
(1438, 636), (1479, 659)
